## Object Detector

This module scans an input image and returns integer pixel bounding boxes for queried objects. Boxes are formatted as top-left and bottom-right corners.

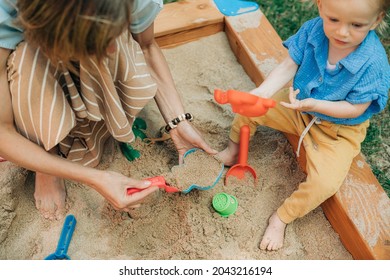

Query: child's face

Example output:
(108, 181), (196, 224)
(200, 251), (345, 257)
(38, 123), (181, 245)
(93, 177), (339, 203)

(317, 0), (384, 53)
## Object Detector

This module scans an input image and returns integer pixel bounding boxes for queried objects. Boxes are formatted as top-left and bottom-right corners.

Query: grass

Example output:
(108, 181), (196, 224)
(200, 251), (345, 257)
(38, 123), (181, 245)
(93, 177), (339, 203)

(162, 0), (390, 196)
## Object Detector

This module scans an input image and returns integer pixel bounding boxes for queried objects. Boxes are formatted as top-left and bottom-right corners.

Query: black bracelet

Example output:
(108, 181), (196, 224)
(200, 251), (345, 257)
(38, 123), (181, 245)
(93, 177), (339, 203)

(165, 113), (193, 133)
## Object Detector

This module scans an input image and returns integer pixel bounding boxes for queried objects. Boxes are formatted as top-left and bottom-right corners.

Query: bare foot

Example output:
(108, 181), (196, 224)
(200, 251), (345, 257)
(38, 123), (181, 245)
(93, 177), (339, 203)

(215, 140), (239, 166)
(34, 172), (66, 220)
(259, 212), (286, 251)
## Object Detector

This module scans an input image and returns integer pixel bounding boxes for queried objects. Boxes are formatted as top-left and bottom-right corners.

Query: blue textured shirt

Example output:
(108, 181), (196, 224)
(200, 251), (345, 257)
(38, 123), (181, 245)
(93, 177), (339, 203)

(0, 0), (163, 50)
(283, 17), (389, 125)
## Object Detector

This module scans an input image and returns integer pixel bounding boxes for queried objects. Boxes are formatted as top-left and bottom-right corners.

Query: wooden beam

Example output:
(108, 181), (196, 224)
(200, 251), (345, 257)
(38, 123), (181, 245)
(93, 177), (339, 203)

(154, 0), (224, 48)
(224, 11), (287, 86)
(156, 0), (390, 259)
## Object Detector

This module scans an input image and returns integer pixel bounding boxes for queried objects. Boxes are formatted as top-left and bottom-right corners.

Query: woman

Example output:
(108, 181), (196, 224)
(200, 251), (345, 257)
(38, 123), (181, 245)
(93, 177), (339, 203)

(0, 0), (216, 220)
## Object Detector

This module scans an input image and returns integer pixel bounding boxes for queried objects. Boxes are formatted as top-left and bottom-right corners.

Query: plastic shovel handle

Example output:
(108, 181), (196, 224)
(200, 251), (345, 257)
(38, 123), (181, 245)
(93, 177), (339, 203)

(127, 176), (168, 195)
(238, 125), (250, 165)
(55, 214), (76, 257)
(45, 214), (76, 260)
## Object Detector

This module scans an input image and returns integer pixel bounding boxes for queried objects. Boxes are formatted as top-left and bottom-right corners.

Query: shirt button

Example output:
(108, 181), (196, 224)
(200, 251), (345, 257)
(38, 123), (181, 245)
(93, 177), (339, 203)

(318, 77), (323, 82)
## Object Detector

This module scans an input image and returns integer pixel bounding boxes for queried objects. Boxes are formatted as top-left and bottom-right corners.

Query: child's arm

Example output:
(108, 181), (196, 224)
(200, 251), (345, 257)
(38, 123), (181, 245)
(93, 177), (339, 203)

(251, 55), (298, 98)
(281, 87), (372, 118)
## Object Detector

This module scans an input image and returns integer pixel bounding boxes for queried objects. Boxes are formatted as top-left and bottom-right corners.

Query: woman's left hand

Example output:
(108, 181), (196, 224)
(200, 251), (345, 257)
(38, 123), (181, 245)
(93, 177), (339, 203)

(169, 121), (218, 164)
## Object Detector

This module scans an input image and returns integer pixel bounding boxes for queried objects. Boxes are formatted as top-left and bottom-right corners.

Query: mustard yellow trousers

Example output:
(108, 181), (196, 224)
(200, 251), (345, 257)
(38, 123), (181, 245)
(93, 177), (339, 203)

(230, 89), (369, 224)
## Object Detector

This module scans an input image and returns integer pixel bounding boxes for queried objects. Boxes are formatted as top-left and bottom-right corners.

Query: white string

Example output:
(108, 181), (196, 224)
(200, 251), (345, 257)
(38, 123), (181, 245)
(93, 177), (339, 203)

(296, 116), (318, 158)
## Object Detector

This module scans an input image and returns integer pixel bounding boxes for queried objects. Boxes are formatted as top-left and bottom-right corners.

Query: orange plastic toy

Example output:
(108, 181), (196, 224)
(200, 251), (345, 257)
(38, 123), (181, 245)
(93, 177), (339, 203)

(214, 89), (276, 117)
(225, 125), (257, 183)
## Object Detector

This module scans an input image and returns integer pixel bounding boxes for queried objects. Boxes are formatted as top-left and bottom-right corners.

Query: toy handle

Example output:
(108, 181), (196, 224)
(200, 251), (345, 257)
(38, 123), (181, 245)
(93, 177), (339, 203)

(127, 176), (166, 195)
(238, 125), (250, 165)
(55, 215), (76, 257)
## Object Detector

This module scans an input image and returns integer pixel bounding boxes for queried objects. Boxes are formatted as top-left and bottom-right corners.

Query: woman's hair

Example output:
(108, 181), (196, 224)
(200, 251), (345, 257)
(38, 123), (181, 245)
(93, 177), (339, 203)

(16, 0), (133, 67)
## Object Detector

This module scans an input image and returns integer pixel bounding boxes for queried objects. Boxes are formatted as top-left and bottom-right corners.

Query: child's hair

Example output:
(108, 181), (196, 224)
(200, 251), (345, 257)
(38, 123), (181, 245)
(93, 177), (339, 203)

(16, 0), (133, 67)
(377, 0), (390, 35)
(304, 0), (390, 35)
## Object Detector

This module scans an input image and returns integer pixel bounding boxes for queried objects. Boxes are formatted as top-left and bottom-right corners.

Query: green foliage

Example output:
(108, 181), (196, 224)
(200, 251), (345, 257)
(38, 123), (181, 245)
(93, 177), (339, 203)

(256, 0), (318, 40)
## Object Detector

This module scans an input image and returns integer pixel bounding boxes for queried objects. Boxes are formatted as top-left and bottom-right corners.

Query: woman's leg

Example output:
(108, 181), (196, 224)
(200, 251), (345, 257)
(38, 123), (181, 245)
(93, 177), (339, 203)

(34, 147), (66, 220)
(7, 43), (73, 220)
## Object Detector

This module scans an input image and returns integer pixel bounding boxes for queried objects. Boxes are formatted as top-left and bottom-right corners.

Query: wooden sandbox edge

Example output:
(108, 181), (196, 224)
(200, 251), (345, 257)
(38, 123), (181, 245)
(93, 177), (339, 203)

(155, 0), (390, 260)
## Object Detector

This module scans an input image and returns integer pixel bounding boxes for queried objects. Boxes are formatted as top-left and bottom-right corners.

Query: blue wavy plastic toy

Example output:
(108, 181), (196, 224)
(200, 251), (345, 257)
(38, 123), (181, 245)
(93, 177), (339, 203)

(181, 148), (224, 194)
(213, 0), (259, 16)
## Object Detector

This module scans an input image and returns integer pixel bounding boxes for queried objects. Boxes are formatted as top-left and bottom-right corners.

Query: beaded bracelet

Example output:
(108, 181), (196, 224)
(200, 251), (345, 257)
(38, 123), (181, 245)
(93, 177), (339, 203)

(165, 113), (193, 133)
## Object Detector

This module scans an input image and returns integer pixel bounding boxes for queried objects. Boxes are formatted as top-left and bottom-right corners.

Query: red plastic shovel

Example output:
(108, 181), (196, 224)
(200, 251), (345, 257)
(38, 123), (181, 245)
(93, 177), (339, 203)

(225, 125), (257, 183)
(127, 176), (180, 195)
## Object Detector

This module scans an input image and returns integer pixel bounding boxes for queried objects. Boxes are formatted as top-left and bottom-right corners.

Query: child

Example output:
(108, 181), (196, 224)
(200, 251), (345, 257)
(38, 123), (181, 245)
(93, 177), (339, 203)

(217, 0), (389, 251)
(0, 0), (216, 220)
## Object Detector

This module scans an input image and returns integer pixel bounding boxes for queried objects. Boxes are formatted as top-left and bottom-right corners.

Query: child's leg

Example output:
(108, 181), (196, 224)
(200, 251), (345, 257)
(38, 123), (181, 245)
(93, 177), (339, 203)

(259, 211), (287, 251)
(268, 120), (369, 251)
(262, 135), (346, 251)
(277, 120), (368, 223)
(260, 120), (367, 250)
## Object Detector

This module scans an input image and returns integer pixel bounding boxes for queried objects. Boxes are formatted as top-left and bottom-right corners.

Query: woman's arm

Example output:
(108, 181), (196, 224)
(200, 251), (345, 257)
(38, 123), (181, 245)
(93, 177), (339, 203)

(132, 24), (217, 163)
(131, 24), (183, 122)
(0, 48), (157, 210)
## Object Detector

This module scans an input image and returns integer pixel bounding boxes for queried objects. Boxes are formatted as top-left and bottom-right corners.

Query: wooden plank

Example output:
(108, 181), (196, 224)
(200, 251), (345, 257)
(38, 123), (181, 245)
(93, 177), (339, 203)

(154, 0), (224, 48)
(224, 11), (287, 86)
(156, 22), (224, 48)
(156, 0), (390, 259)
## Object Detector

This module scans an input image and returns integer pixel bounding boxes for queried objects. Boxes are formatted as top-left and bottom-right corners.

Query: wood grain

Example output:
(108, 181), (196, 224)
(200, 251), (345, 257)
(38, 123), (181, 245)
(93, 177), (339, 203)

(155, 0), (224, 48)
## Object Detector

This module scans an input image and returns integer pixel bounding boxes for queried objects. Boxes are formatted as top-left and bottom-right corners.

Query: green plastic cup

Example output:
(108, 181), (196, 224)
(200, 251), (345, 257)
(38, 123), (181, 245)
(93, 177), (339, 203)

(212, 193), (238, 217)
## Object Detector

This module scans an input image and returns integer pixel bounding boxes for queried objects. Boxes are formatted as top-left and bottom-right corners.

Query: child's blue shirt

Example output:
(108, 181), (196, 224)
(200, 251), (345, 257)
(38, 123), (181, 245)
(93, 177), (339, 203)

(283, 17), (389, 125)
(0, 0), (163, 50)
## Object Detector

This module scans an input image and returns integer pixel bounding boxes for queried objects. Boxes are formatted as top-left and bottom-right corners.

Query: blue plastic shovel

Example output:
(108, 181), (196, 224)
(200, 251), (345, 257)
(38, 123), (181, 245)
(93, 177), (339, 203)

(214, 0), (259, 16)
(45, 214), (77, 260)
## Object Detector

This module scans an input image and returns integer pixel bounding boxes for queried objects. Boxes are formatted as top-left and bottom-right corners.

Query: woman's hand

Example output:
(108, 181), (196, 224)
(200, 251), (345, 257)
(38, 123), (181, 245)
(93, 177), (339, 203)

(92, 170), (159, 212)
(169, 121), (218, 164)
(280, 87), (316, 111)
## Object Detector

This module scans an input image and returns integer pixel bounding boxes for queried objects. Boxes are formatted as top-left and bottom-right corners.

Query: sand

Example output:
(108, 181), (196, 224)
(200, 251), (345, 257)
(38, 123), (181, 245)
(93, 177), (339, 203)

(0, 32), (352, 260)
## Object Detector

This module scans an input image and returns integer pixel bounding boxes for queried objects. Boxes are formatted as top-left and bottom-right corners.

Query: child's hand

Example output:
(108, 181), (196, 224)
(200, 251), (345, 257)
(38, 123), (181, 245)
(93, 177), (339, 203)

(280, 87), (316, 111)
